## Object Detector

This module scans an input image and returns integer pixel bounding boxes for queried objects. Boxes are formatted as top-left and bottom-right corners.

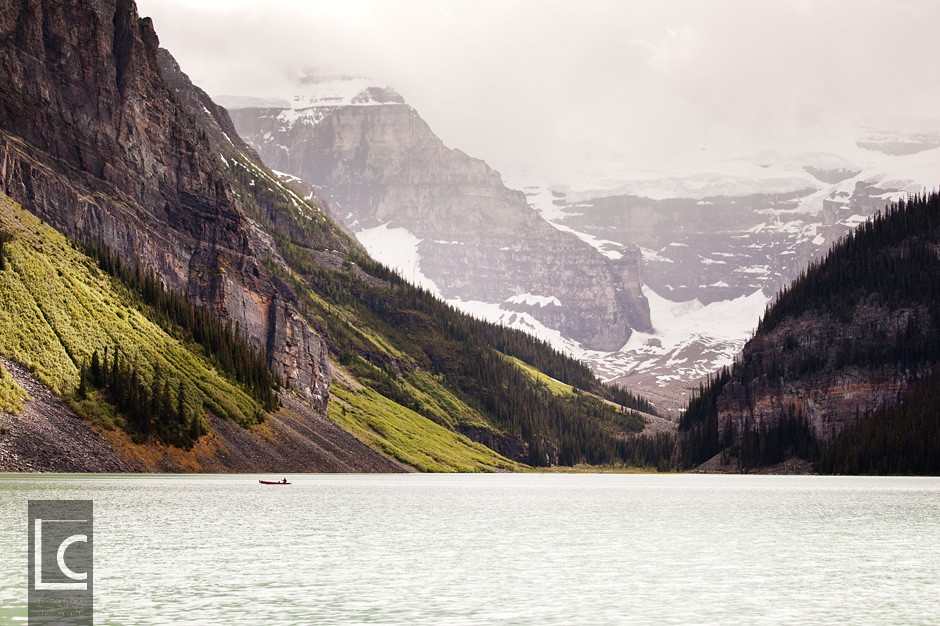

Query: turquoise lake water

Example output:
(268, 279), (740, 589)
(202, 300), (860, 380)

(1, 473), (939, 625)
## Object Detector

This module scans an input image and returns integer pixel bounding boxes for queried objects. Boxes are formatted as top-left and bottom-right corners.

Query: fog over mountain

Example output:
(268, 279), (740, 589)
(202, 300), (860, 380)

(136, 0), (940, 180)
(137, 0), (940, 413)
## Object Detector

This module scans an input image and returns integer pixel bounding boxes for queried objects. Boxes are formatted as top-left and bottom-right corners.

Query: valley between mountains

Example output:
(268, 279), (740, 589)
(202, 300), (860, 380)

(225, 80), (940, 417)
(0, 0), (936, 474)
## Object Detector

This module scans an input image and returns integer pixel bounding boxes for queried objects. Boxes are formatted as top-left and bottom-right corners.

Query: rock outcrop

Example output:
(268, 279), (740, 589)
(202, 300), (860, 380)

(227, 87), (651, 351)
(713, 306), (921, 444)
(0, 0), (329, 406)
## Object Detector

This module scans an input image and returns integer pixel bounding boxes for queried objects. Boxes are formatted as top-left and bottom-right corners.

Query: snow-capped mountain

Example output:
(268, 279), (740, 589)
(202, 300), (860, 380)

(225, 78), (652, 353)
(224, 78), (938, 415)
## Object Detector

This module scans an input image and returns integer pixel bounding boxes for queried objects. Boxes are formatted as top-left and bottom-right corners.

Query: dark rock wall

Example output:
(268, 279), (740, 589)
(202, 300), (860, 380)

(0, 0), (329, 407)
(713, 305), (926, 443)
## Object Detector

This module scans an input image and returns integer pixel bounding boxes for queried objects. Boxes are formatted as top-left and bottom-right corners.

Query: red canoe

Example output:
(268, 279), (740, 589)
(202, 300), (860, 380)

(259, 480), (291, 485)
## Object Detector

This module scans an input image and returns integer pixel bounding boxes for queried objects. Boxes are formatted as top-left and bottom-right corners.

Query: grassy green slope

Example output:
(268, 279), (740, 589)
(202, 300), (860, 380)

(0, 193), (262, 432)
(328, 384), (517, 472)
(0, 191), (515, 471)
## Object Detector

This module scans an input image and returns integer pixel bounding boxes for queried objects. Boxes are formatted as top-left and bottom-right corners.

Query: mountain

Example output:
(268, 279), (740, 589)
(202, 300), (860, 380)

(0, 0), (667, 471)
(223, 81), (652, 353)
(0, 0), (331, 408)
(676, 192), (940, 473)
(226, 80), (940, 416)
(515, 136), (940, 412)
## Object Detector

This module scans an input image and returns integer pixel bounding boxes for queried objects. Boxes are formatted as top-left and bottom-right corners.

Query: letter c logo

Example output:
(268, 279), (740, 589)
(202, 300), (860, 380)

(57, 535), (88, 581)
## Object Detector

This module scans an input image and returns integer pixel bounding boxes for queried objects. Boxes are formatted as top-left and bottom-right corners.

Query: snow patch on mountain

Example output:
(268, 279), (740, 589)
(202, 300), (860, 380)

(546, 221), (625, 259)
(448, 299), (585, 356)
(634, 287), (766, 355)
(858, 147), (940, 192)
(640, 247), (674, 263)
(506, 293), (562, 307)
(227, 79), (407, 129)
(271, 169), (301, 184)
(215, 95), (292, 110)
(355, 224), (441, 296)
(585, 286), (770, 387)
(285, 79), (402, 109)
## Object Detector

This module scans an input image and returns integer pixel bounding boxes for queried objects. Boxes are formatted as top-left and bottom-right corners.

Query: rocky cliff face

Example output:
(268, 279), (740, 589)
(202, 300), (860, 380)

(0, 0), (329, 406)
(533, 185), (899, 307)
(227, 88), (651, 351)
(713, 306), (921, 444)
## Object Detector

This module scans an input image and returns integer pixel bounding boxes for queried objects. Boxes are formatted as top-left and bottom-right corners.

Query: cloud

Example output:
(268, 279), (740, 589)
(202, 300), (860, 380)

(634, 25), (701, 74)
(137, 0), (940, 179)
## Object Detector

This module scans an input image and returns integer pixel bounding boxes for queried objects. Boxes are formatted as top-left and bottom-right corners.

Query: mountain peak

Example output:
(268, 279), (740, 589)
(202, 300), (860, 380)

(218, 78), (405, 112)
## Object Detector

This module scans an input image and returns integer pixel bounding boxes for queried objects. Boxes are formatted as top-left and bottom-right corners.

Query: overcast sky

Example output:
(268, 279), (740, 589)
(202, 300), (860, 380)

(137, 0), (940, 178)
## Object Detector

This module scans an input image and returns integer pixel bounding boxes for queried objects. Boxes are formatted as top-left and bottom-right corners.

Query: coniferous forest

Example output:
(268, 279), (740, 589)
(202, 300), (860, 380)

(678, 191), (940, 473)
(78, 345), (203, 449)
(817, 371), (940, 474)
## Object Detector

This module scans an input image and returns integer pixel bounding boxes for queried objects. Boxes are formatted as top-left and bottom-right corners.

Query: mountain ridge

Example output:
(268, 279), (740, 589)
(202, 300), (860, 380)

(0, 0), (332, 408)
(225, 79), (653, 352)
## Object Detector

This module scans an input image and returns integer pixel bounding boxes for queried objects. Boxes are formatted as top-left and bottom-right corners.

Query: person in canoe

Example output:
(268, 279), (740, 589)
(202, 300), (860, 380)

(282, 478), (287, 484)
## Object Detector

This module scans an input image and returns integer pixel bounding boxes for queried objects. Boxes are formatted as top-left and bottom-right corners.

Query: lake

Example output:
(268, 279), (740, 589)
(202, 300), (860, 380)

(1, 474), (939, 625)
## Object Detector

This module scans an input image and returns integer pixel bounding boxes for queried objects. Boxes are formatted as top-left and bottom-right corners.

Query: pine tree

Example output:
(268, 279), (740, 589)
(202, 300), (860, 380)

(150, 364), (163, 420)
(177, 380), (186, 427)
(110, 344), (120, 389)
(161, 380), (172, 420)
(77, 361), (88, 399)
(0, 228), (12, 271)
(189, 413), (202, 444)
(90, 350), (101, 387)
